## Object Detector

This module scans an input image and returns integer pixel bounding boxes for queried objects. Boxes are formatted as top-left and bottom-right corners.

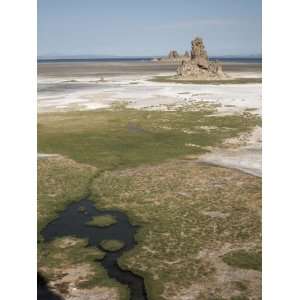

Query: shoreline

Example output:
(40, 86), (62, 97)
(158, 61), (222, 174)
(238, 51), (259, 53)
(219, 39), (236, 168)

(38, 61), (261, 114)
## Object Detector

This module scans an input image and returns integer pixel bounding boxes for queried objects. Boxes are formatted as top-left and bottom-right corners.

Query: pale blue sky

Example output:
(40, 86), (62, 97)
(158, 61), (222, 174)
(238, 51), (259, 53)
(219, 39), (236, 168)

(38, 0), (261, 57)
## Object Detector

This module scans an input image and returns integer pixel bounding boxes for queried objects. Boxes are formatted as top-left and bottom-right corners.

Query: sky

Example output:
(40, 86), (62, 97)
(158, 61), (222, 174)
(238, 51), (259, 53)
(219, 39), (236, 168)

(38, 0), (262, 57)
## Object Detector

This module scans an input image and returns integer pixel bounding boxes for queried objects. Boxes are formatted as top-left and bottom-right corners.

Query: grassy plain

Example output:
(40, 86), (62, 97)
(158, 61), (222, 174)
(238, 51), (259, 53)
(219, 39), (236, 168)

(38, 107), (260, 171)
(222, 249), (262, 271)
(37, 156), (97, 233)
(38, 105), (261, 300)
(86, 215), (117, 227)
(91, 161), (261, 300)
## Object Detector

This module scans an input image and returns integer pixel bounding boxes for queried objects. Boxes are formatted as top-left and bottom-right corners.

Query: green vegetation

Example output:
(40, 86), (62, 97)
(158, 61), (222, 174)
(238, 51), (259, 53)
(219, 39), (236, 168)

(91, 161), (262, 300)
(38, 237), (129, 299)
(38, 158), (129, 299)
(78, 205), (87, 213)
(150, 75), (262, 85)
(100, 240), (125, 252)
(234, 281), (248, 291)
(38, 105), (261, 299)
(231, 296), (249, 300)
(37, 156), (97, 233)
(86, 215), (117, 227)
(222, 249), (262, 271)
(38, 237), (105, 270)
(38, 107), (261, 171)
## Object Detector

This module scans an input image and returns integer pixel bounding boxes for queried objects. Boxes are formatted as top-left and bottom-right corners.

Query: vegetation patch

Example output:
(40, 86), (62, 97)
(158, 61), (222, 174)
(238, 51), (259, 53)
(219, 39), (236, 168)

(78, 205), (87, 213)
(38, 237), (129, 299)
(38, 158), (129, 299)
(230, 296), (249, 300)
(38, 107), (260, 171)
(38, 105), (261, 300)
(86, 215), (117, 227)
(37, 156), (97, 233)
(100, 240), (125, 252)
(91, 161), (261, 300)
(222, 249), (262, 271)
(38, 237), (105, 272)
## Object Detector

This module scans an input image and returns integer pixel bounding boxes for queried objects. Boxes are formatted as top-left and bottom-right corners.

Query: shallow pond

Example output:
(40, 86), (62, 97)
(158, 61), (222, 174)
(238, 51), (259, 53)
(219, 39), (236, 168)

(39, 199), (148, 300)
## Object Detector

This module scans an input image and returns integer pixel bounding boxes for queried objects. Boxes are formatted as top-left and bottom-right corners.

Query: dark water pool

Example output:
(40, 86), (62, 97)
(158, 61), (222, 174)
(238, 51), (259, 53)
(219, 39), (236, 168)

(39, 199), (148, 300)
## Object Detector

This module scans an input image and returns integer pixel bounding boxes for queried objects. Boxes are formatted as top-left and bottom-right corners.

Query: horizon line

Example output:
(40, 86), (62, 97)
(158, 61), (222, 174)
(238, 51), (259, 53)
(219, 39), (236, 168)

(38, 54), (262, 60)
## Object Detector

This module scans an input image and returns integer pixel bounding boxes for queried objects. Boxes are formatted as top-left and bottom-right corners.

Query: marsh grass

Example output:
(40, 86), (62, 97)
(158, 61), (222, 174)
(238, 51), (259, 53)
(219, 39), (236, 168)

(38, 237), (105, 270)
(86, 215), (117, 227)
(38, 237), (129, 299)
(38, 158), (129, 299)
(78, 206), (87, 213)
(91, 161), (261, 300)
(38, 105), (261, 300)
(38, 107), (261, 171)
(230, 296), (250, 300)
(100, 240), (125, 252)
(37, 157), (97, 233)
(222, 250), (262, 271)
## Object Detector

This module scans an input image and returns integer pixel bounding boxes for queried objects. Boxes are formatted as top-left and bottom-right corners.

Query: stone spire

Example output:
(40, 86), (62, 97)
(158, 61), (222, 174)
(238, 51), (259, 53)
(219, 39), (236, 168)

(167, 50), (180, 59)
(184, 50), (190, 58)
(176, 37), (226, 80)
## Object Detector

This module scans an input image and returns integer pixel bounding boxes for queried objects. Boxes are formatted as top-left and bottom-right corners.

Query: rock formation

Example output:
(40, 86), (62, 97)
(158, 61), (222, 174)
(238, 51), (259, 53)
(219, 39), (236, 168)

(156, 50), (190, 63)
(176, 37), (227, 80)
(168, 50), (180, 59)
(184, 51), (190, 58)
